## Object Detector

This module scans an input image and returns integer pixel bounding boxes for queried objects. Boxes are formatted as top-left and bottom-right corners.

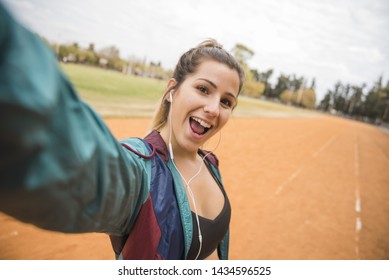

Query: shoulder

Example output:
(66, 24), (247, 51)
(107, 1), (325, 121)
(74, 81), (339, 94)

(120, 138), (156, 159)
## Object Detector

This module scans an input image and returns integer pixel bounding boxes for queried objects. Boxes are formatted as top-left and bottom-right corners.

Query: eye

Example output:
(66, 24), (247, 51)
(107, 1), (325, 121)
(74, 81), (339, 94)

(221, 98), (234, 109)
(197, 85), (209, 94)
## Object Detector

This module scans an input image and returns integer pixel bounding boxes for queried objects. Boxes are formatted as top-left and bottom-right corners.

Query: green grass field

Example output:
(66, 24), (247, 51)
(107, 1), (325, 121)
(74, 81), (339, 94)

(61, 63), (319, 118)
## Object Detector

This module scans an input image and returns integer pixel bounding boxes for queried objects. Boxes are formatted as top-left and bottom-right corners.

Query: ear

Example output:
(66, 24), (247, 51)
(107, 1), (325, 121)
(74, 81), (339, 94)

(165, 79), (177, 102)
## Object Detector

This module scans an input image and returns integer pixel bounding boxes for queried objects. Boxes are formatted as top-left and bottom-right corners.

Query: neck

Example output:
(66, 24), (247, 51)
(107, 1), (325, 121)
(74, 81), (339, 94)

(160, 127), (199, 162)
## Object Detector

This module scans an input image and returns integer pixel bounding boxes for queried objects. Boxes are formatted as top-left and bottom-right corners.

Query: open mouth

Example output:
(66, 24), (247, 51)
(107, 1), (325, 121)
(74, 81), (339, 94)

(189, 116), (213, 136)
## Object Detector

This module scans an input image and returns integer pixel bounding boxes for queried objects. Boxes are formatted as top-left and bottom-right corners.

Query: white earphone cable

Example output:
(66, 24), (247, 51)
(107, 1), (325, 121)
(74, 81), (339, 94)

(168, 90), (212, 260)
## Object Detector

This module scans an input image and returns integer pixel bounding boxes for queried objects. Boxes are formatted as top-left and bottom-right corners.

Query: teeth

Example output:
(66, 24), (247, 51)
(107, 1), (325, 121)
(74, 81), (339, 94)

(192, 117), (212, 129)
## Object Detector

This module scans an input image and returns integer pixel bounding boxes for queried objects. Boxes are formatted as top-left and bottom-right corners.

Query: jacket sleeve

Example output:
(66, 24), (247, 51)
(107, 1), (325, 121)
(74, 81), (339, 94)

(0, 4), (150, 235)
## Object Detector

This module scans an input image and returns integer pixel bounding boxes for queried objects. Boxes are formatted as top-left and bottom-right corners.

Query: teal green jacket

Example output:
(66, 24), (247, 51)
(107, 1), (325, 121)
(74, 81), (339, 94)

(0, 4), (229, 259)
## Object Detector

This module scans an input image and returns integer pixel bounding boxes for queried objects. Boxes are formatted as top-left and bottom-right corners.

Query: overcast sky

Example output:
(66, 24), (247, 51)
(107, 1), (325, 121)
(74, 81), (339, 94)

(3, 0), (389, 101)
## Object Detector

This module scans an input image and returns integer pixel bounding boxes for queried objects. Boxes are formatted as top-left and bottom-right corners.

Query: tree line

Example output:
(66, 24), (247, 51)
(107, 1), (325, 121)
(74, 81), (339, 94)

(318, 78), (389, 124)
(47, 39), (388, 124)
(231, 43), (388, 124)
(50, 40), (170, 80)
(231, 43), (317, 109)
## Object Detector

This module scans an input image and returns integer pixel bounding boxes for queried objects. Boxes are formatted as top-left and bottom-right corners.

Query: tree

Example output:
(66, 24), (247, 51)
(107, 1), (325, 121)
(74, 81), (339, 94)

(300, 88), (316, 109)
(318, 91), (332, 111)
(83, 50), (99, 65)
(348, 84), (366, 116)
(332, 81), (345, 112)
(273, 74), (291, 99)
(261, 69), (274, 98)
(231, 44), (266, 98)
(98, 46), (120, 61)
(342, 84), (351, 113)
(382, 81), (389, 122)
(56, 43), (81, 63)
(280, 89), (294, 104)
(289, 75), (304, 92)
(317, 77), (389, 124)
(310, 78), (316, 90)
(243, 80), (265, 98)
(251, 69), (274, 97)
(231, 43), (254, 66)
(364, 76), (382, 120)
(98, 46), (124, 71)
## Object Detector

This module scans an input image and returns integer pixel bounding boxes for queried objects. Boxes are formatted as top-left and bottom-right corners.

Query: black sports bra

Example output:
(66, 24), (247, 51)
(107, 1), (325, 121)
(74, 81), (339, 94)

(186, 161), (231, 260)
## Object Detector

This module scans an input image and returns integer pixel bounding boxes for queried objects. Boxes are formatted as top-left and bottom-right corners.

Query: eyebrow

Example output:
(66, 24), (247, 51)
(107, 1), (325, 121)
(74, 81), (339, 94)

(196, 78), (237, 101)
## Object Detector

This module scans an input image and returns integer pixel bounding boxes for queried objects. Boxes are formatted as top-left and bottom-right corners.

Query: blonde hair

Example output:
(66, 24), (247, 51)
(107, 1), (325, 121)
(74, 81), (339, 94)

(150, 39), (245, 131)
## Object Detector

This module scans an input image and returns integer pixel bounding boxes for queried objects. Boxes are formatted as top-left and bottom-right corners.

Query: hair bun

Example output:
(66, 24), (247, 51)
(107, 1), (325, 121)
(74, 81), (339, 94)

(197, 38), (223, 49)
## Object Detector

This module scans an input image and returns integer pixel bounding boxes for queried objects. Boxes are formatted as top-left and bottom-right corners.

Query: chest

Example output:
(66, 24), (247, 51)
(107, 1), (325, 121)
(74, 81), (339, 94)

(180, 163), (225, 220)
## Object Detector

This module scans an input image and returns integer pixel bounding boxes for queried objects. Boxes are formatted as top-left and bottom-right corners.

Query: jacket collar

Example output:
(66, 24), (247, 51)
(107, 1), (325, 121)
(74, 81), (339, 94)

(144, 130), (170, 163)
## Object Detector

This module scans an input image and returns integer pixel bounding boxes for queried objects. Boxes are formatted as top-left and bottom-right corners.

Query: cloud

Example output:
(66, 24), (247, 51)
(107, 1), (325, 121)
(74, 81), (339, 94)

(3, 0), (388, 101)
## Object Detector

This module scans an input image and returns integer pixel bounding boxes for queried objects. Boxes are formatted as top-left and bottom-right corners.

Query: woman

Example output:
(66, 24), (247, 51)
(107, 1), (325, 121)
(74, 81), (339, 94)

(0, 4), (244, 260)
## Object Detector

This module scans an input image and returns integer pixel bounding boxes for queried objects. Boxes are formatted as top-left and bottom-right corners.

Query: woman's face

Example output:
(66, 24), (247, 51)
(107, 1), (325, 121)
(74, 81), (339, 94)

(167, 59), (240, 154)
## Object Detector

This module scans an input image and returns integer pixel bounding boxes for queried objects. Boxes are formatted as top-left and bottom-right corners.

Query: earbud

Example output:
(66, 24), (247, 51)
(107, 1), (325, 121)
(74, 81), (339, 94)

(168, 89), (174, 159)
(169, 90), (174, 103)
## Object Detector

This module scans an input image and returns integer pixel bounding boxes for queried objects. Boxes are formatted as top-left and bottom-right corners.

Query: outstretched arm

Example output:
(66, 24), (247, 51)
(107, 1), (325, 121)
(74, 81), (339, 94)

(0, 4), (149, 235)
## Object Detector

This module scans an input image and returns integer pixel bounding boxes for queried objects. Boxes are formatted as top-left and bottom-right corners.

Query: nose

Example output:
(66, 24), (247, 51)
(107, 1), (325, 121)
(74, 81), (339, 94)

(204, 98), (220, 117)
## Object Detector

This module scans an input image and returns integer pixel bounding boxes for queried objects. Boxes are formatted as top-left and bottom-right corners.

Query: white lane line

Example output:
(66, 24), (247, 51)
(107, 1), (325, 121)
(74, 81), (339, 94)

(355, 189), (362, 213)
(355, 216), (362, 259)
(312, 135), (337, 158)
(274, 135), (337, 196)
(354, 142), (361, 215)
(355, 217), (362, 232)
(274, 167), (303, 195)
(354, 136), (362, 259)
